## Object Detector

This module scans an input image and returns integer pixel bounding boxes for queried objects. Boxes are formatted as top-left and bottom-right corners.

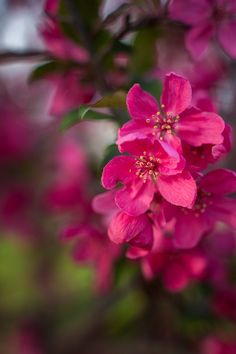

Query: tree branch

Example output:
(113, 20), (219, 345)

(0, 50), (49, 64)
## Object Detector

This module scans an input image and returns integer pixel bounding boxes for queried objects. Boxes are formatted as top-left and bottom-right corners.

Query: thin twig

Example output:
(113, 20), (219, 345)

(0, 50), (49, 64)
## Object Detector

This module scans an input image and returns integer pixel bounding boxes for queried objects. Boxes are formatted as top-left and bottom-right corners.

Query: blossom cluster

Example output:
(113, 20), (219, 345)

(96, 72), (236, 292)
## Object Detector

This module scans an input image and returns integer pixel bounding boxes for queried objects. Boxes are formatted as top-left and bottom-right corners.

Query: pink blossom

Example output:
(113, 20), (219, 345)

(49, 71), (94, 117)
(93, 190), (161, 253)
(201, 336), (236, 354)
(61, 223), (120, 292)
(164, 169), (236, 248)
(44, 0), (59, 15)
(169, 0), (236, 58)
(118, 73), (225, 152)
(102, 138), (196, 215)
(141, 235), (207, 292)
(40, 19), (88, 62)
(202, 230), (236, 287)
(182, 124), (232, 172)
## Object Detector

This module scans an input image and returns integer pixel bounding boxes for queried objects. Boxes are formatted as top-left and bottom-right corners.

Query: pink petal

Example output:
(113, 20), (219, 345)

(174, 212), (210, 248)
(115, 179), (155, 216)
(163, 261), (189, 292)
(200, 169), (236, 195)
(182, 253), (207, 277)
(126, 246), (150, 259)
(108, 211), (153, 249)
(126, 84), (159, 121)
(158, 171), (197, 209)
(178, 108), (225, 146)
(169, 0), (212, 25)
(161, 73), (192, 115)
(102, 155), (134, 189)
(209, 197), (236, 229)
(218, 19), (236, 58)
(212, 124), (232, 160)
(186, 23), (214, 58)
(92, 190), (118, 214)
(117, 120), (154, 152)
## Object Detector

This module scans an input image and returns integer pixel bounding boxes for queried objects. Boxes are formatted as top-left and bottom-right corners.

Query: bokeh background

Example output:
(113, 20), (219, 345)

(1, 1), (236, 353)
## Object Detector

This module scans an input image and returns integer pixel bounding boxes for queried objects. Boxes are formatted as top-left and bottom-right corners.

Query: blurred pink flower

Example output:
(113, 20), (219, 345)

(61, 223), (120, 292)
(164, 169), (236, 248)
(169, 0), (236, 58)
(141, 236), (207, 292)
(201, 336), (236, 354)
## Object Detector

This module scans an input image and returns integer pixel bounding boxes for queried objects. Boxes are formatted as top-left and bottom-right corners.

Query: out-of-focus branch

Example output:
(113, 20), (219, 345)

(0, 50), (50, 64)
(65, 0), (109, 92)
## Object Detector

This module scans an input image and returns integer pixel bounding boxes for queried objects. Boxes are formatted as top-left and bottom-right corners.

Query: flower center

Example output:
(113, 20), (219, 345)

(181, 189), (212, 217)
(146, 105), (180, 139)
(135, 151), (159, 183)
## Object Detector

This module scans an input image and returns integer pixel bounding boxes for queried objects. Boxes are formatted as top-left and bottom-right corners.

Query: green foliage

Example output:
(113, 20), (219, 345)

(92, 91), (127, 109)
(29, 61), (63, 82)
(132, 28), (160, 74)
(59, 106), (114, 132)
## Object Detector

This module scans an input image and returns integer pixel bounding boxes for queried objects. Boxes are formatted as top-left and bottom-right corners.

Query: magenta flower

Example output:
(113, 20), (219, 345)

(102, 138), (196, 216)
(164, 169), (236, 248)
(118, 73), (225, 152)
(141, 237), (207, 292)
(183, 124), (232, 171)
(61, 223), (120, 293)
(169, 0), (236, 58)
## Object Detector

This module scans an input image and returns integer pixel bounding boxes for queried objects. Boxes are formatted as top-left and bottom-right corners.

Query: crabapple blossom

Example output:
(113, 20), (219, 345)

(102, 138), (196, 215)
(169, 0), (236, 58)
(118, 73), (225, 152)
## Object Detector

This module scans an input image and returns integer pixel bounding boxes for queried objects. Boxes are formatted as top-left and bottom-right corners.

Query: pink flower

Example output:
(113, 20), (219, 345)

(169, 0), (236, 58)
(40, 19), (88, 62)
(44, 0), (59, 15)
(118, 73), (225, 152)
(201, 336), (236, 354)
(141, 236), (207, 292)
(102, 138), (196, 215)
(49, 71), (94, 117)
(203, 229), (236, 287)
(93, 190), (162, 253)
(61, 223), (120, 293)
(183, 124), (232, 171)
(164, 169), (236, 249)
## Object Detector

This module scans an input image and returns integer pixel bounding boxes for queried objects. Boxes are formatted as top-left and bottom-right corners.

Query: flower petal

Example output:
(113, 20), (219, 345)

(218, 19), (236, 58)
(102, 155), (134, 189)
(161, 73), (192, 115)
(115, 179), (155, 216)
(200, 169), (236, 195)
(163, 261), (189, 292)
(209, 197), (236, 229)
(108, 211), (153, 249)
(169, 0), (212, 25)
(178, 108), (225, 146)
(126, 83), (159, 121)
(92, 190), (118, 214)
(117, 120), (154, 152)
(186, 23), (214, 58)
(174, 212), (210, 248)
(158, 171), (197, 209)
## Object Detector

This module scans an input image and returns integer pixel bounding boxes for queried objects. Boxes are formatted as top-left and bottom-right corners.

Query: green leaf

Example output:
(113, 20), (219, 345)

(100, 143), (120, 171)
(59, 105), (114, 132)
(29, 61), (62, 82)
(92, 91), (127, 109)
(132, 28), (160, 74)
(141, 80), (163, 101)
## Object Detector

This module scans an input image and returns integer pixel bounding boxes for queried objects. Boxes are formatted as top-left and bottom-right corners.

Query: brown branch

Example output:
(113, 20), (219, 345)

(0, 50), (50, 64)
